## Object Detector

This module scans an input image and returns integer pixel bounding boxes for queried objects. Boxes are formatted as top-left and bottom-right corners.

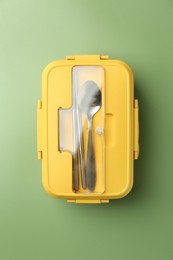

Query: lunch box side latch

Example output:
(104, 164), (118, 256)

(37, 100), (43, 160)
(134, 99), (139, 159)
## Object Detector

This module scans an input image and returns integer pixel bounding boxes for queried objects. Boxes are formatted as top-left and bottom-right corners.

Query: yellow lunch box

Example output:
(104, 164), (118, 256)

(37, 55), (139, 204)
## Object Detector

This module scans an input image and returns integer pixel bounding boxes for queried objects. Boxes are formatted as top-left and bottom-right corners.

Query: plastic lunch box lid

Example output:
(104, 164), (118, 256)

(37, 55), (139, 204)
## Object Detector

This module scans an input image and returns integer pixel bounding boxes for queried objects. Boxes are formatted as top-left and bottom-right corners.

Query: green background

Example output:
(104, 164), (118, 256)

(0, 0), (173, 259)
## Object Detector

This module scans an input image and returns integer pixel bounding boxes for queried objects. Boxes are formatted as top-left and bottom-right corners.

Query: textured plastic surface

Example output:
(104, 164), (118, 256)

(37, 55), (139, 203)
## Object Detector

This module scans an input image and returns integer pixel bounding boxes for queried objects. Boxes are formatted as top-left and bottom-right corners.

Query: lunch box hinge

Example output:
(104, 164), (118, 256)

(100, 55), (109, 60)
(134, 99), (139, 159)
(66, 55), (75, 60)
(37, 100), (43, 160)
(66, 55), (109, 61)
(67, 199), (109, 204)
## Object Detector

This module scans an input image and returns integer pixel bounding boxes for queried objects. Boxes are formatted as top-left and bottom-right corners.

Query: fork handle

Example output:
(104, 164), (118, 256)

(86, 119), (96, 191)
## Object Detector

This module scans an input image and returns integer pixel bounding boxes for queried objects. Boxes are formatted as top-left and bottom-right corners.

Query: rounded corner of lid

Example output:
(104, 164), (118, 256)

(42, 60), (64, 80)
(42, 178), (57, 198)
(123, 62), (134, 75)
(116, 179), (134, 199)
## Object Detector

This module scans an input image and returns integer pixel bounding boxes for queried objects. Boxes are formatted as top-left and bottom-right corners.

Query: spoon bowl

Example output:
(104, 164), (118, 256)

(78, 80), (101, 118)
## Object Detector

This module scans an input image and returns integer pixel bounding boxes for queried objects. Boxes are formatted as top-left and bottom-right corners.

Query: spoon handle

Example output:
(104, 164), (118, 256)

(86, 119), (96, 191)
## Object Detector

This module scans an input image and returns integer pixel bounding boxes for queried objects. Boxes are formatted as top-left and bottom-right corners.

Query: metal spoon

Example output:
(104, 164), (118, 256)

(78, 80), (101, 191)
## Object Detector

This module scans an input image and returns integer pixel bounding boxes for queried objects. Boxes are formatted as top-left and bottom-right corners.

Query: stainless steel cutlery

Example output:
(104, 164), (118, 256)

(72, 80), (101, 192)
